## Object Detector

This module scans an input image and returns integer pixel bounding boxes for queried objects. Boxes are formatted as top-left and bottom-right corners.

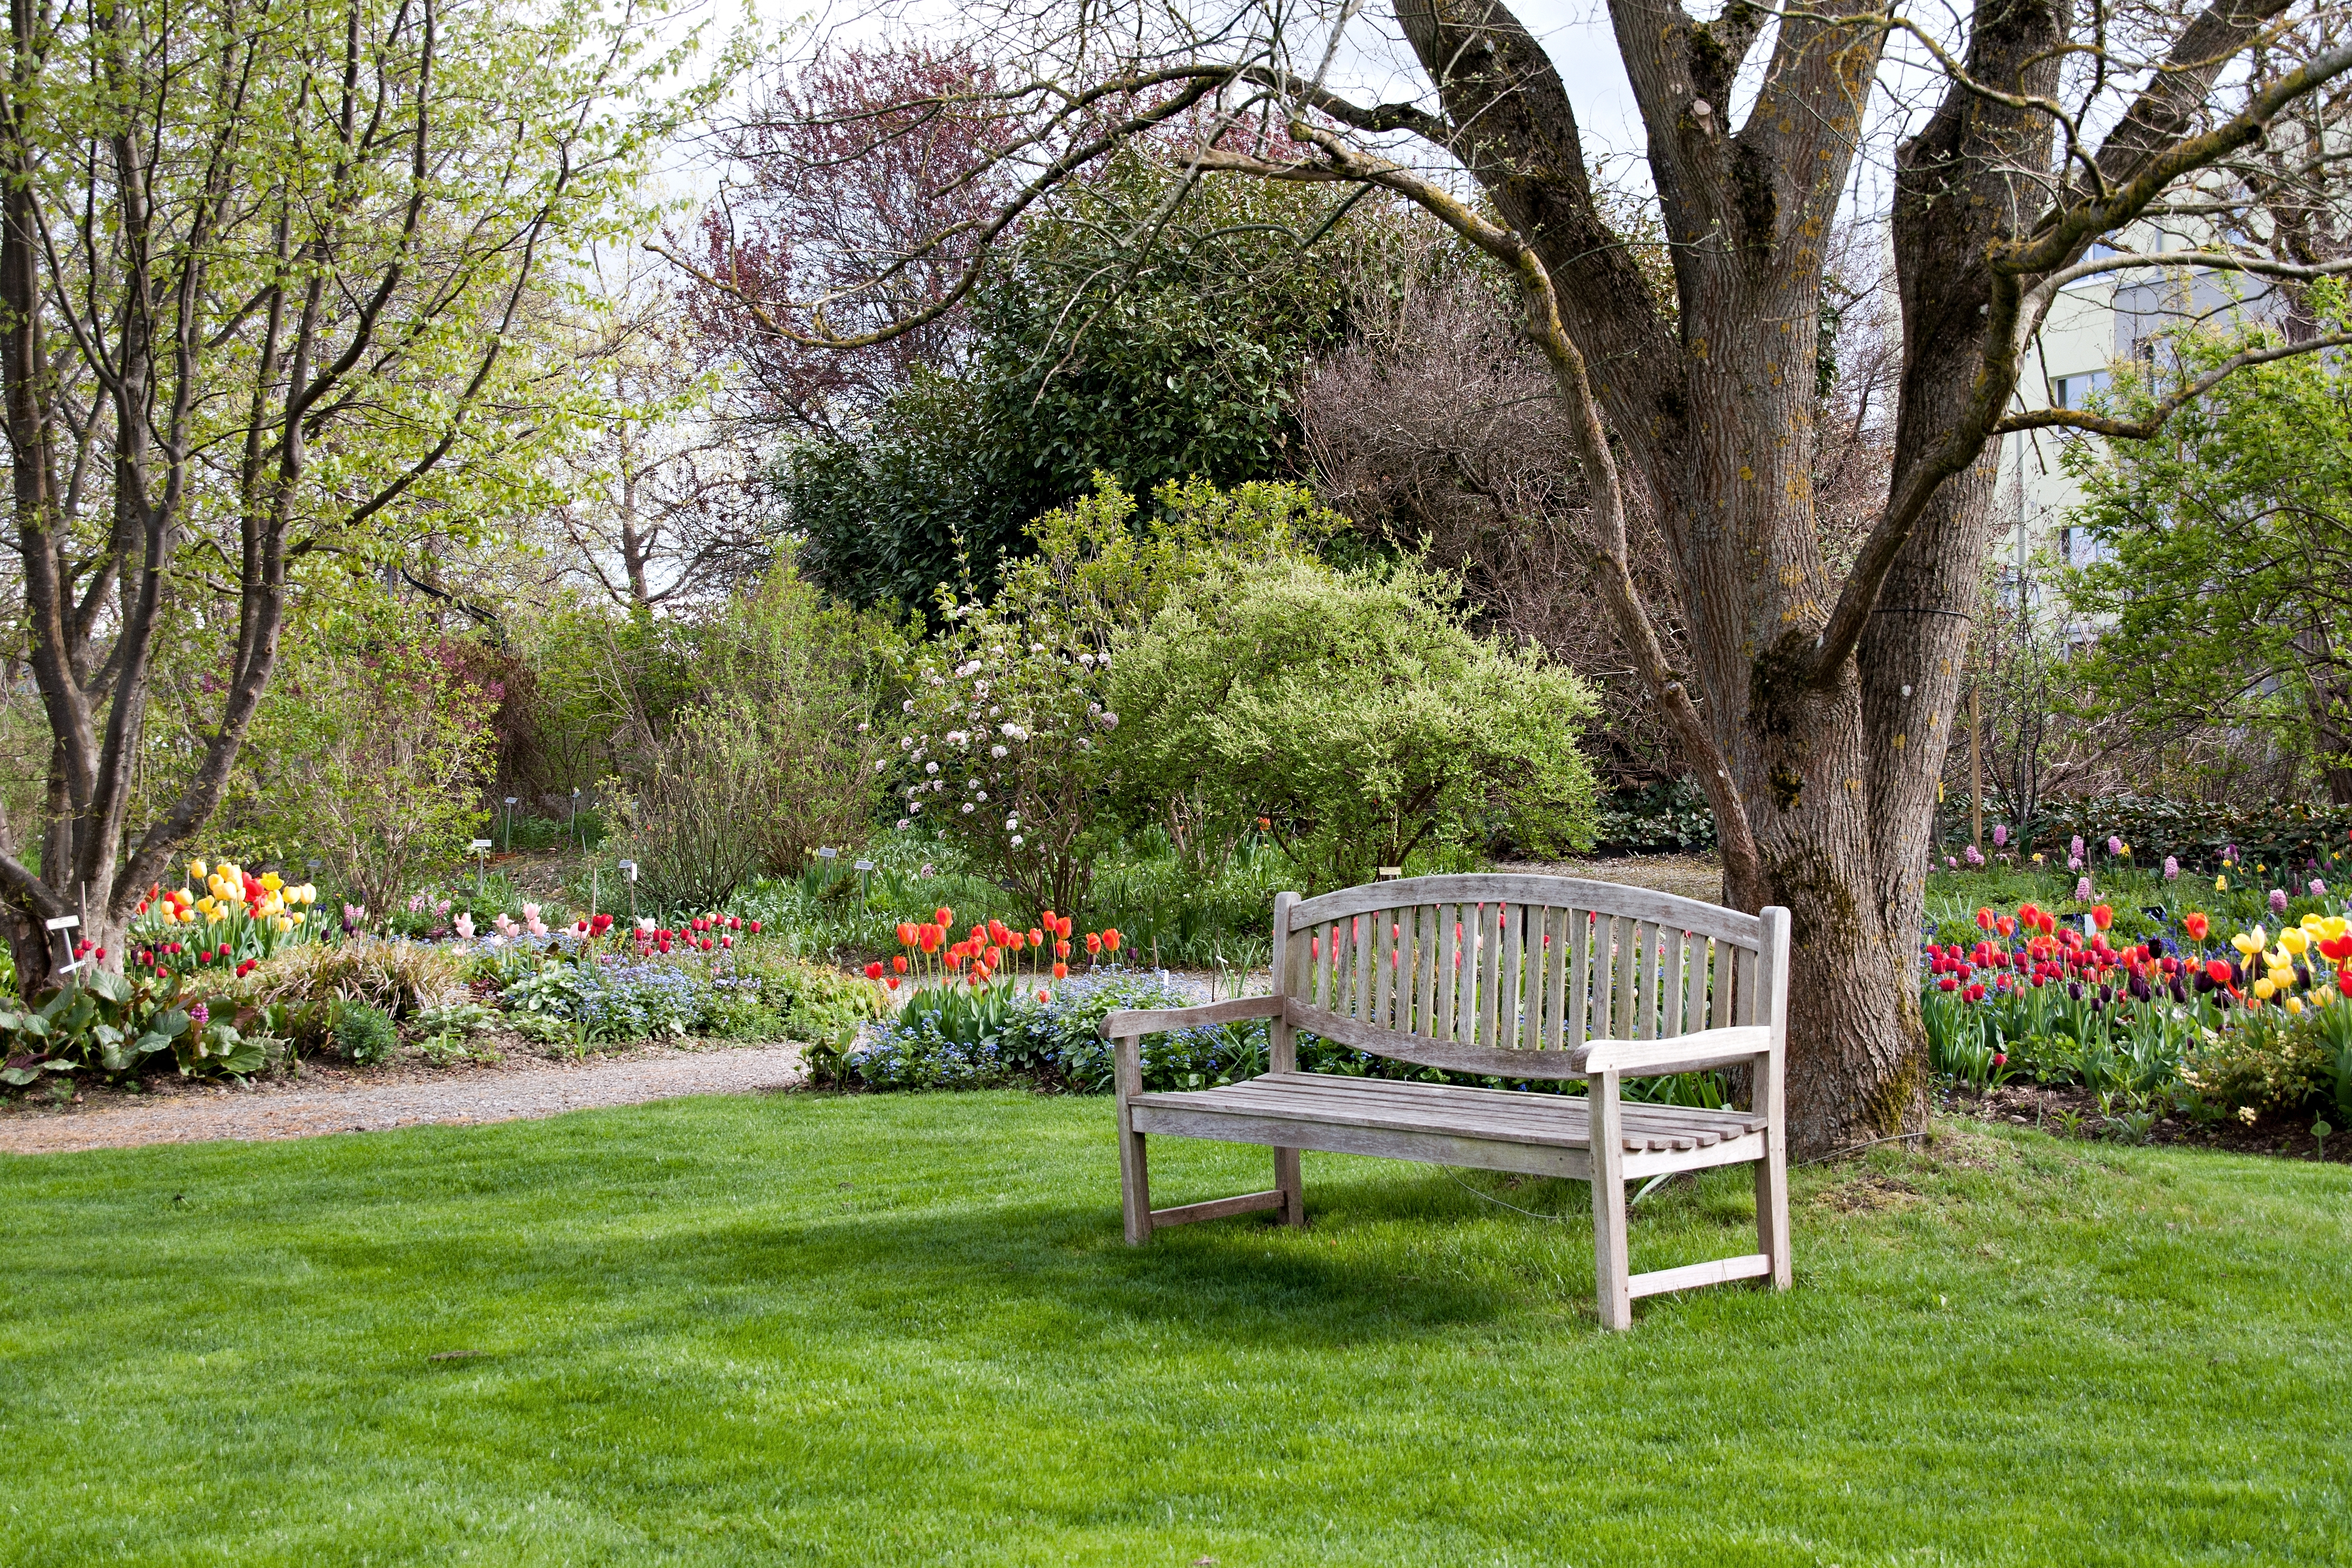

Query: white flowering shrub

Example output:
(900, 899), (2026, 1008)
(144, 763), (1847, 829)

(890, 474), (1331, 910)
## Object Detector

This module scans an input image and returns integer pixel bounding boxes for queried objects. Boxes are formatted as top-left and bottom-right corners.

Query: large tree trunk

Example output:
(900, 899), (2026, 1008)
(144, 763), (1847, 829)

(1389, 0), (2086, 1153)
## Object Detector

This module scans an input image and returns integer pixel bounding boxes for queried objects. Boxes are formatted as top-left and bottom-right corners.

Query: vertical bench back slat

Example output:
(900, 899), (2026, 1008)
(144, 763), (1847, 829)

(1276, 875), (1770, 1081)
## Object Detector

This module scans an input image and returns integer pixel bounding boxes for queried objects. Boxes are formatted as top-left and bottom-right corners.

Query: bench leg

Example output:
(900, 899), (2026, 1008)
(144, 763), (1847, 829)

(1755, 1128), (1791, 1291)
(1119, 1114), (1151, 1245)
(1589, 1069), (1634, 1330)
(1115, 1032), (1151, 1245)
(1273, 1146), (1303, 1227)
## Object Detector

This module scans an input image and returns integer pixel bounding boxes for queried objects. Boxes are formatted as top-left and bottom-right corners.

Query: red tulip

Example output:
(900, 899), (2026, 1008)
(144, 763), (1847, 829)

(865, 962), (885, 980)
(934, 906), (953, 929)
(749, 921), (761, 934)
(1053, 962), (1068, 979)
(1103, 929), (1121, 952)
(892, 955), (908, 973)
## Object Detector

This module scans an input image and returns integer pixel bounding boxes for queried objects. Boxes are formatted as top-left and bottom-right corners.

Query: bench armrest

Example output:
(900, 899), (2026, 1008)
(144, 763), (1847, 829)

(1099, 994), (1287, 1039)
(1581, 1025), (1773, 1076)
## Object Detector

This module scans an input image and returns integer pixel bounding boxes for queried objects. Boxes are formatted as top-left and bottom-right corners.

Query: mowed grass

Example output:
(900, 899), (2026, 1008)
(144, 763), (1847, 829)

(2, 1092), (2348, 1566)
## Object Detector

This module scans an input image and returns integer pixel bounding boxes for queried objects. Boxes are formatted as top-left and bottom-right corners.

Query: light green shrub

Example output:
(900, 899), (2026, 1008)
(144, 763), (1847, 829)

(1109, 558), (1600, 890)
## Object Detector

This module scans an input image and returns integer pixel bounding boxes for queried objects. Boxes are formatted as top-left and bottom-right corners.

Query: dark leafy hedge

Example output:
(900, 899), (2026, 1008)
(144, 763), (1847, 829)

(1590, 776), (1717, 855)
(1939, 796), (2352, 873)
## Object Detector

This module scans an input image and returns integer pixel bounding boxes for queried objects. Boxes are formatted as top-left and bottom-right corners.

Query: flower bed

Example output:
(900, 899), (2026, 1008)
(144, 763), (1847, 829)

(1921, 895), (2352, 1133)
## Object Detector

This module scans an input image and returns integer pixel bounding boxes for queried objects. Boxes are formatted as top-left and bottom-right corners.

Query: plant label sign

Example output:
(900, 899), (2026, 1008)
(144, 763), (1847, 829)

(44, 915), (79, 932)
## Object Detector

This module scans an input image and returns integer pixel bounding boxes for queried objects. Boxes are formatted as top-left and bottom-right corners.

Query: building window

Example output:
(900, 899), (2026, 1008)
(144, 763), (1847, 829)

(2055, 369), (2111, 409)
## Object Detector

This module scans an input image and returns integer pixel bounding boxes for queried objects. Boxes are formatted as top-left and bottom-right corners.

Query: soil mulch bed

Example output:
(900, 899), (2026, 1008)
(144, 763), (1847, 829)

(1946, 1080), (2348, 1164)
(0, 1037), (804, 1156)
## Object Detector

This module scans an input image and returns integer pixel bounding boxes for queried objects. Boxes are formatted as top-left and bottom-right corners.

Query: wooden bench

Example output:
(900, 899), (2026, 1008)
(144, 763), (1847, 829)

(1099, 874), (1792, 1329)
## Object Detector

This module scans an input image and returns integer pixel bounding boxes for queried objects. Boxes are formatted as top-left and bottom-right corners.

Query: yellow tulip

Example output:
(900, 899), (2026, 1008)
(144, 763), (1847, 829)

(291, 911), (304, 924)
(2216, 874), (2229, 891)
(301, 885), (318, 905)
(2268, 966), (2295, 990)
(275, 915), (292, 932)
(260, 872), (284, 892)
(2253, 977), (2277, 1000)
(2287, 997), (2305, 1016)
(189, 859), (206, 880)
(2282, 929), (2309, 956)
(2324, 916), (2350, 942)
(205, 907), (226, 925)
(2232, 929), (2264, 957)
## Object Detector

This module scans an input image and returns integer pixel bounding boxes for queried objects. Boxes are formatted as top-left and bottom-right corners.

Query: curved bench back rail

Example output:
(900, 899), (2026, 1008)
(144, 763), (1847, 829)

(1277, 874), (1764, 1081)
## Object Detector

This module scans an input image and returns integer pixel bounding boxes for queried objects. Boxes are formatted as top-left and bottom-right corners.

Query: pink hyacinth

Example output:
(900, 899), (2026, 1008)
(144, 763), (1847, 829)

(2312, 879), (2328, 896)
(1963, 845), (1984, 867)
(1992, 824), (2008, 847)
(2163, 856), (2179, 880)
(2074, 876), (2092, 901)
(2270, 888), (2290, 916)
(2070, 835), (2084, 860)
(2108, 836), (2123, 856)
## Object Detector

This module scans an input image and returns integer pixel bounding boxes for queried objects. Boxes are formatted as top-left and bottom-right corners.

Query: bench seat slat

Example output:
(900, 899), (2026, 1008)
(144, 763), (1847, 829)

(1128, 1073), (1766, 1154)
(1245, 1071), (1768, 1137)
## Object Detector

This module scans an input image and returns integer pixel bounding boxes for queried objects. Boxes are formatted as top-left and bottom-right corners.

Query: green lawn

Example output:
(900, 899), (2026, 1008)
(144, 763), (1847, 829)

(3, 1093), (2347, 1565)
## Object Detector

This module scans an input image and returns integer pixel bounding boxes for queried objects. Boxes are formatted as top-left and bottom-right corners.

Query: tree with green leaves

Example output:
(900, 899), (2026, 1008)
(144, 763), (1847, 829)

(2066, 285), (2352, 803)
(769, 149), (1379, 609)
(0, 0), (711, 990)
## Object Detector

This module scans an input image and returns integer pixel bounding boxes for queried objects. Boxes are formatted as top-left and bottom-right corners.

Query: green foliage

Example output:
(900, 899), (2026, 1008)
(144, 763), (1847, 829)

(1110, 557), (1599, 890)
(0, 970), (213, 1080)
(335, 1003), (400, 1067)
(616, 569), (894, 911)
(791, 157), (1374, 607)
(237, 601), (498, 916)
(892, 475), (1326, 911)
(2064, 282), (2352, 793)
(1592, 776), (1719, 855)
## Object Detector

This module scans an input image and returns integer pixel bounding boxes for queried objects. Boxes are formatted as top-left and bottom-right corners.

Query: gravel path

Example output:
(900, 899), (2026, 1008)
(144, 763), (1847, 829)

(0, 1043), (805, 1157)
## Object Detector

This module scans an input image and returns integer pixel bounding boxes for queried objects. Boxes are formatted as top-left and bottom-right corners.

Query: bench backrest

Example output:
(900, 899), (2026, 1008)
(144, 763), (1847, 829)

(1271, 874), (1773, 1080)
